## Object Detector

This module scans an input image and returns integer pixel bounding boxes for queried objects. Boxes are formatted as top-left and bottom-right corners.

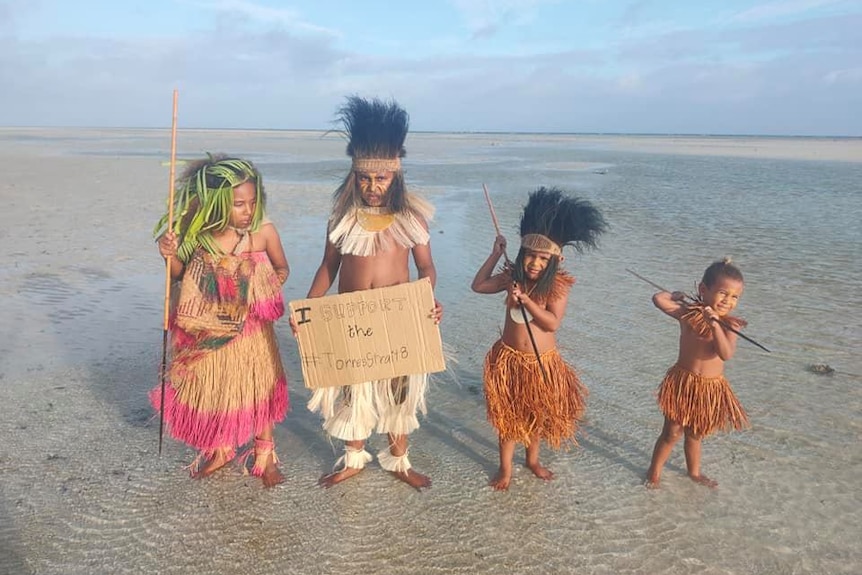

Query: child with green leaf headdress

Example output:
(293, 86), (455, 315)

(154, 154), (267, 264)
(152, 154), (290, 488)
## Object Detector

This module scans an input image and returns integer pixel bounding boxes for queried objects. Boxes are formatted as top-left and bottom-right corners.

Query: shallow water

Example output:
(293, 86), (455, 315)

(0, 129), (859, 575)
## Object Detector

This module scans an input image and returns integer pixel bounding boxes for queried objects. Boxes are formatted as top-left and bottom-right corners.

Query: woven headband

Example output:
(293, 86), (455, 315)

(521, 233), (562, 256)
(352, 158), (401, 172)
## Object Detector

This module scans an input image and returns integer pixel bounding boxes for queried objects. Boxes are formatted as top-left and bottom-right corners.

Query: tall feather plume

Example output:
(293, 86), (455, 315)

(519, 187), (607, 253)
(339, 96), (409, 159)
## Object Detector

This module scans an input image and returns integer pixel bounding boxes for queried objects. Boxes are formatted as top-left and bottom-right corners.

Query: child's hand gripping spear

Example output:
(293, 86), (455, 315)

(482, 184), (552, 386)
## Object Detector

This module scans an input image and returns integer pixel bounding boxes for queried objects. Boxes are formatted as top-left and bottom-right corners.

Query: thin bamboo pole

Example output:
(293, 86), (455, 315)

(159, 89), (179, 455)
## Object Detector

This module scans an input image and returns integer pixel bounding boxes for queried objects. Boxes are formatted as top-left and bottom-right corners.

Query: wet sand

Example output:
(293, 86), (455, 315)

(1, 128), (859, 575)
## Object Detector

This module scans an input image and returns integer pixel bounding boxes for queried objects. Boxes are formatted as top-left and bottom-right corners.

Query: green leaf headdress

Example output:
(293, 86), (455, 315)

(153, 154), (266, 262)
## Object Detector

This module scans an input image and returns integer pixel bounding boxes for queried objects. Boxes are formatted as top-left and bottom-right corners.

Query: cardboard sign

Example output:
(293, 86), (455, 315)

(288, 278), (445, 389)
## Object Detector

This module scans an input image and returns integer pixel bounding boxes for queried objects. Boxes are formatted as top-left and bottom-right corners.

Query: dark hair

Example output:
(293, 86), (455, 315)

(702, 257), (744, 287)
(512, 247), (561, 298)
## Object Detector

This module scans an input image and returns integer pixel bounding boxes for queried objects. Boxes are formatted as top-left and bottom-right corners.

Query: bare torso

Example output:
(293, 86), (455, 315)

(473, 265), (568, 354)
(501, 305), (558, 353)
(338, 248), (411, 293)
(307, 218), (436, 300)
(674, 321), (725, 377)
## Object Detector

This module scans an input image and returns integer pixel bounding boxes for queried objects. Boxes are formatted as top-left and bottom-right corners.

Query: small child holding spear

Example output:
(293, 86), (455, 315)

(644, 258), (751, 488)
(472, 186), (606, 490)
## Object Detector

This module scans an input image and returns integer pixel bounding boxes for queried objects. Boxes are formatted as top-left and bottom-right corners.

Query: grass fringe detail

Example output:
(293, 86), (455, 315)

(657, 364), (749, 437)
(483, 340), (587, 449)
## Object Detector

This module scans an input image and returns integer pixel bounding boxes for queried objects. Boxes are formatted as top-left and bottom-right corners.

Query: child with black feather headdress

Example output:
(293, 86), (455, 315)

(472, 187), (606, 491)
(296, 96), (442, 490)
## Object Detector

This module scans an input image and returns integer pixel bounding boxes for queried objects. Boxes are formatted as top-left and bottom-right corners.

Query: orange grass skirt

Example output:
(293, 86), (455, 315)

(657, 364), (749, 437)
(483, 340), (587, 448)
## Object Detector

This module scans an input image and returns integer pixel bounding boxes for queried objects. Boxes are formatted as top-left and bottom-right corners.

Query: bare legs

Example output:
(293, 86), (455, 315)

(254, 427), (284, 488)
(319, 439), (367, 488)
(646, 417), (716, 488)
(191, 446), (235, 479)
(684, 433), (717, 488)
(319, 377), (431, 490)
(526, 433), (554, 481)
(386, 433), (431, 490)
(190, 425), (283, 488)
(490, 434), (554, 491)
(319, 435), (431, 490)
(490, 439), (517, 491)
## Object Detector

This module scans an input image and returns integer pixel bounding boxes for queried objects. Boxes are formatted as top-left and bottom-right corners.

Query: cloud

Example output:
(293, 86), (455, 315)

(823, 67), (862, 85)
(193, 0), (340, 37)
(731, 0), (849, 23)
(449, 0), (557, 39)
(0, 0), (37, 34)
(727, 12), (861, 51)
(0, 20), (349, 128)
(0, 1), (859, 135)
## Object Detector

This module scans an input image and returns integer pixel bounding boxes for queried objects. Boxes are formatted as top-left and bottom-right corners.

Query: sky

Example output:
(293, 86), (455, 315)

(1, 0), (860, 135)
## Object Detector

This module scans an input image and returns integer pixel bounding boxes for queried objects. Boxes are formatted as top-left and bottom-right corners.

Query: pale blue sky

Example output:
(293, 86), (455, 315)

(1, 0), (860, 135)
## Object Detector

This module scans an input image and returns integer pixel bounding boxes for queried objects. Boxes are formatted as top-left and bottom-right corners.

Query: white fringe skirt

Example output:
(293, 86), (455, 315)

(307, 374), (428, 441)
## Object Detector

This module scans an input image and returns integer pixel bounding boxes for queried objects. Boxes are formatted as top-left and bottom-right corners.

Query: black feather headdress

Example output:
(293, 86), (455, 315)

(519, 187), (607, 254)
(338, 96), (409, 164)
(512, 187), (607, 295)
(329, 95), (421, 221)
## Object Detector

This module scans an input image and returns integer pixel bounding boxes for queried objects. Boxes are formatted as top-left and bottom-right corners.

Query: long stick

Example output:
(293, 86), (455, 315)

(625, 268), (771, 353)
(159, 89), (179, 455)
(482, 183), (551, 385)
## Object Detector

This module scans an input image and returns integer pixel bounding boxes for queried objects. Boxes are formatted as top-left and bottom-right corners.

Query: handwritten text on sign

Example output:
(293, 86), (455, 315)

(288, 278), (445, 389)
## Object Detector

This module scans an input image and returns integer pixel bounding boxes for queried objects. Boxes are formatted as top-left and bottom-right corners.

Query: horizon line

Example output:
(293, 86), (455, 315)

(0, 125), (860, 140)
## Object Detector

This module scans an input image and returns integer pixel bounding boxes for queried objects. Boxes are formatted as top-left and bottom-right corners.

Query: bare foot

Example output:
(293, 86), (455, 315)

(489, 470), (512, 491)
(643, 469), (662, 489)
(689, 474), (718, 488)
(526, 462), (554, 481)
(390, 469), (431, 491)
(318, 466), (364, 488)
(260, 459), (284, 488)
(191, 448), (234, 479)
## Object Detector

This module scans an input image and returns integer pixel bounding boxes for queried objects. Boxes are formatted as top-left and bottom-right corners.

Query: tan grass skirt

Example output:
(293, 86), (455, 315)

(657, 364), (749, 437)
(483, 340), (587, 448)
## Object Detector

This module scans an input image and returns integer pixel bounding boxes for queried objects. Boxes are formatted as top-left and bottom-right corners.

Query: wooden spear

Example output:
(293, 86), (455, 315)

(159, 89), (179, 455)
(625, 268), (771, 353)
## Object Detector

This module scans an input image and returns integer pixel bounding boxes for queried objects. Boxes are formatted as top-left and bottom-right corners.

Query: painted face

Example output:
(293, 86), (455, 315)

(523, 249), (553, 281)
(356, 170), (394, 207)
(230, 181), (257, 229)
(699, 276), (744, 317)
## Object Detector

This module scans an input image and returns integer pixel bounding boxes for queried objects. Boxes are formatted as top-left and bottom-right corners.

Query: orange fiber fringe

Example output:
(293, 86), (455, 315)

(657, 364), (749, 437)
(681, 302), (747, 338)
(483, 340), (587, 449)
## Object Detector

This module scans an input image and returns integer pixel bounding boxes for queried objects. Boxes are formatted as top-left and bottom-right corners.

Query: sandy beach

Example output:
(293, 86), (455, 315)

(1, 128), (859, 575)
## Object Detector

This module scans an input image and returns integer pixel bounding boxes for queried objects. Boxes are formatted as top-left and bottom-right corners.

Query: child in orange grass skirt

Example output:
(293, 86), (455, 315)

(472, 187), (606, 490)
(645, 258), (750, 489)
